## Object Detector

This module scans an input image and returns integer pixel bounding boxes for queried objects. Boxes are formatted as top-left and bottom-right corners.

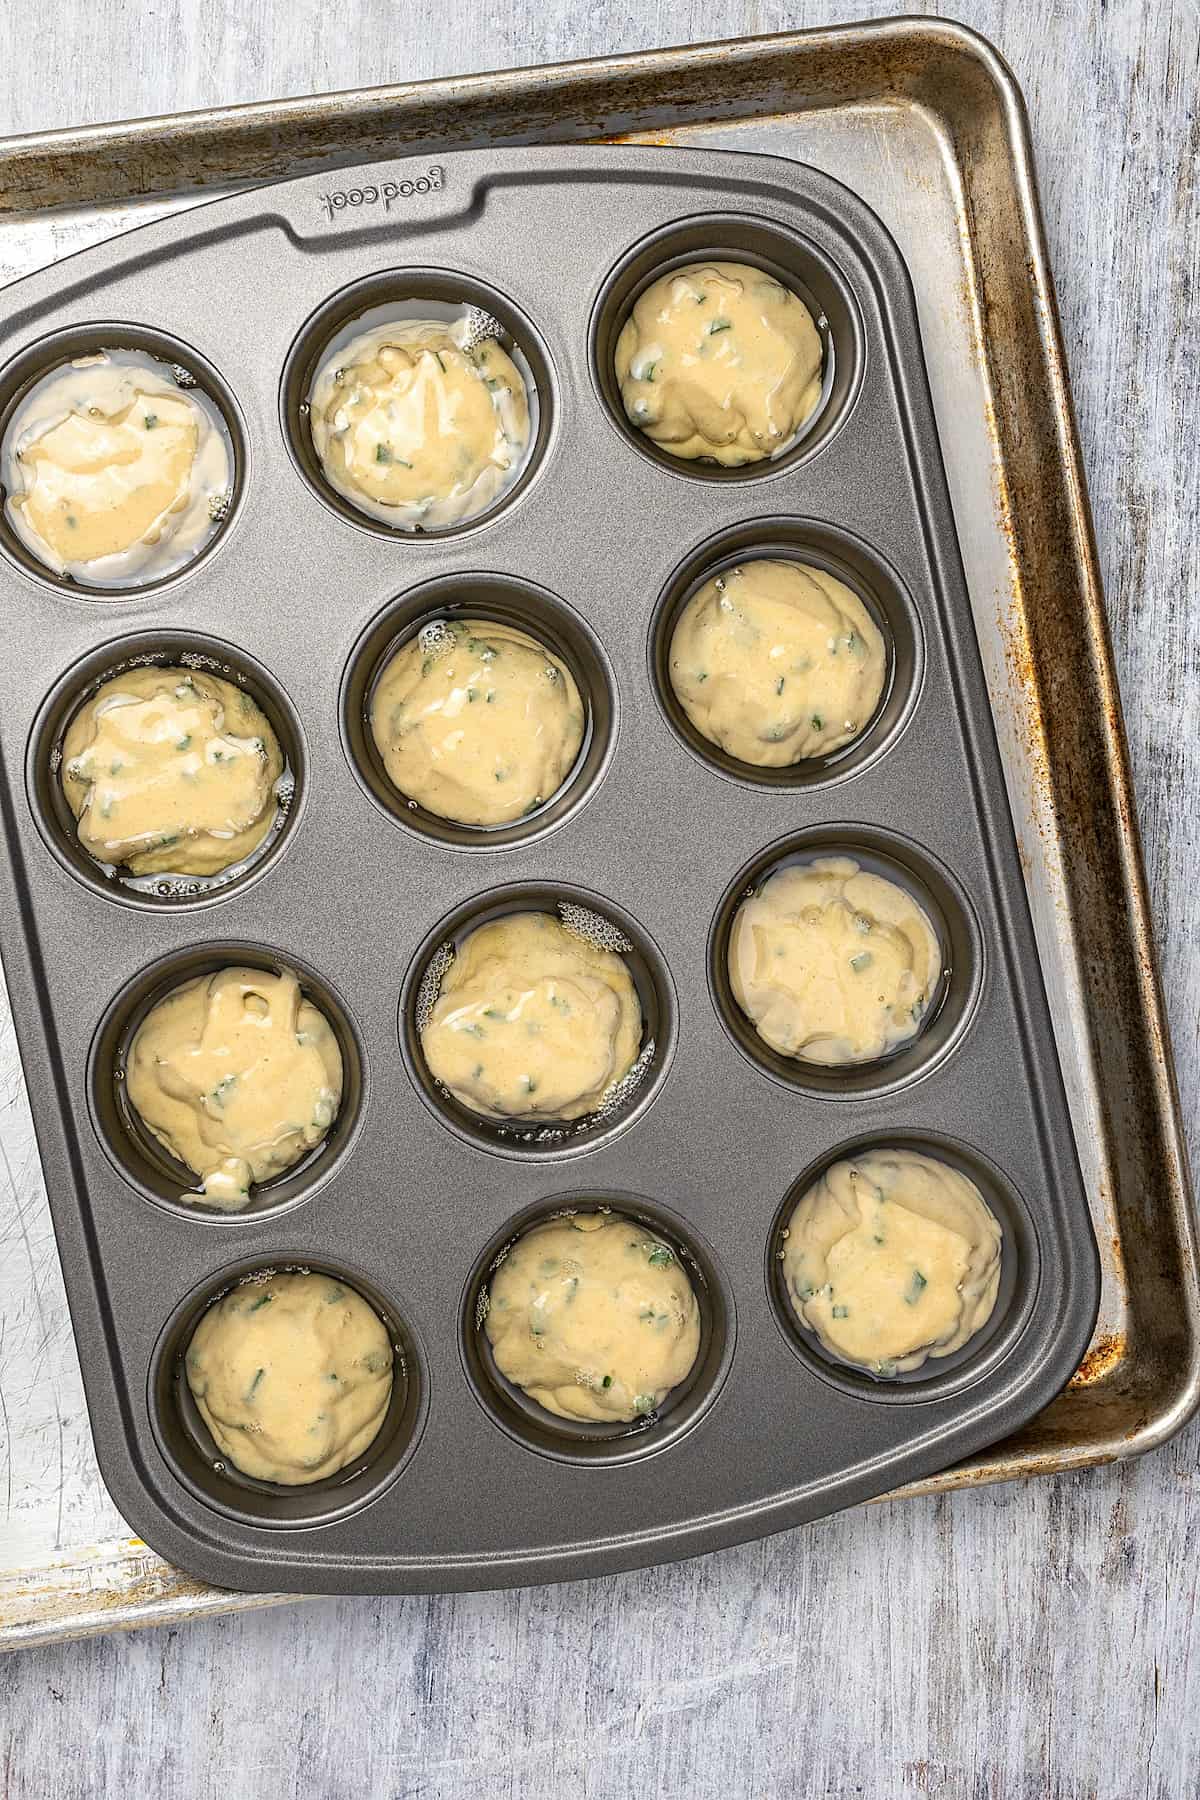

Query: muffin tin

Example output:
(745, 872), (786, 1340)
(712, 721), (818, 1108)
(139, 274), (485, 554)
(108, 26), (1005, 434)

(0, 144), (1100, 1593)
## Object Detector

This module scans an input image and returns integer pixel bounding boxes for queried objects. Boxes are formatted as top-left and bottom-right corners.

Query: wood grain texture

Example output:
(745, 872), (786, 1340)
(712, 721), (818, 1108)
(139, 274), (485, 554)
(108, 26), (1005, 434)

(0, 2), (1197, 1795)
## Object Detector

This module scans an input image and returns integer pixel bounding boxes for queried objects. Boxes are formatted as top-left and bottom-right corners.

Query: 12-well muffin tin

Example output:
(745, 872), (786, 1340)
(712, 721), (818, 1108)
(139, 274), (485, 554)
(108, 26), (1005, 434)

(0, 145), (1100, 1592)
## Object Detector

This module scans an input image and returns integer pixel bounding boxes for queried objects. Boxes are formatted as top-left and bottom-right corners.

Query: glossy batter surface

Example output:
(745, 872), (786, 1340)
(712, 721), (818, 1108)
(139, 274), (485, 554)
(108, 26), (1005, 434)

(127, 967), (343, 1208)
(421, 912), (642, 1122)
(309, 317), (529, 528)
(370, 618), (585, 825)
(485, 1212), (701, 1423)
(185, 1271), (393, 1484)
(61, 666), (283, 878)
(615, 261), (823, 465)
(729, 856), (942, 1066)
(782, 1149), (1003, 1374)
(670, 559), (887, 765)
(2, 349), (232, 585)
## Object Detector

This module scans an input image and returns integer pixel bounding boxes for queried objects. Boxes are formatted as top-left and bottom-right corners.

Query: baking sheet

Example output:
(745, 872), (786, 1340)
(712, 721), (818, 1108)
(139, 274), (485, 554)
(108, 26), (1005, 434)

(1, 18), (1195, 1647)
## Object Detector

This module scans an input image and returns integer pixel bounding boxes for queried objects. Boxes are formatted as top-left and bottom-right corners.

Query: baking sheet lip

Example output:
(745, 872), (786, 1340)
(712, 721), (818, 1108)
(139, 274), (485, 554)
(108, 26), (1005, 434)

(0, 20), (1014, 173)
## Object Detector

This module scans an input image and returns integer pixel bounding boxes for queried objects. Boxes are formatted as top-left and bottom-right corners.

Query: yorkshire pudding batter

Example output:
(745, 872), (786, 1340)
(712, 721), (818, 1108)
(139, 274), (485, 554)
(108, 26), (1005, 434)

(185, 1271), (393, 1483)
(127, 967), (343, 1209)
(670, 559), (887, 765)
(485, 1212), (701, 1423)
(421, 912), (642, 1122)
(370, 618), (585, 825)
(729, 856), (942, 1066)
(2, 349), (232, 585)
(309, 315), (530, 529)
(781, 1149), (1002, 1375)
(61, 666), (283, 878)
(615, 261), (823, 465)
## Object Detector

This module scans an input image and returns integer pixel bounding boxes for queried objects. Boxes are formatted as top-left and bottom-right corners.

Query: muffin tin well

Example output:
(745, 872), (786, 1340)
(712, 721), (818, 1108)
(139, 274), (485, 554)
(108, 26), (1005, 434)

(0, 144), (1099, 1594)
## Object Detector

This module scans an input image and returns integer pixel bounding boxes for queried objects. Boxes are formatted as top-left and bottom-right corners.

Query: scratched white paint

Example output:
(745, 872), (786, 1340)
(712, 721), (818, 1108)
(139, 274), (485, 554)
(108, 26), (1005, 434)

(0, 1), (1197, 1796)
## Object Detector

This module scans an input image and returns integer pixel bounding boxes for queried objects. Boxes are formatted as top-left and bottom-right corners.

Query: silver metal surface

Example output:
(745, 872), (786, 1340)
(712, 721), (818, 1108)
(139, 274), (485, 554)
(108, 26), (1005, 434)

(0, 17), (1194, 1647)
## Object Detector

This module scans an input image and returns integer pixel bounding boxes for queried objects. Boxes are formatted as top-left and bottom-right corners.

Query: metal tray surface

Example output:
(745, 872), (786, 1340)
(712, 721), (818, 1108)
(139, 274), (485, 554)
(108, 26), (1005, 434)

(0, 19), (1194, 1644)
(0, 139), (1100, 1594)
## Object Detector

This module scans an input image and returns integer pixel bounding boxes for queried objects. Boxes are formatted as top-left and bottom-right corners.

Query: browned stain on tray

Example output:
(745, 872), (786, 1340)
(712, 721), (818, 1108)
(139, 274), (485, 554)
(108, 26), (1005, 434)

(1068, 1332), (1127, 1390)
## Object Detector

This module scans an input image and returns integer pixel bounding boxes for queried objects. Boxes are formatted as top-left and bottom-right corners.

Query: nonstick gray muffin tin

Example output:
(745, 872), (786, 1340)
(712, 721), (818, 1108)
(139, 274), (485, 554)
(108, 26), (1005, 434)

(0, 145), (1100, 1593)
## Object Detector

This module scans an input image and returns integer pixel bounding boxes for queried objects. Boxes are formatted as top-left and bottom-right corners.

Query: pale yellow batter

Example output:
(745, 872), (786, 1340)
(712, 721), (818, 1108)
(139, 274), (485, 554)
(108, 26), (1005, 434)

(669, 559), (887, 765)
(370, 618), (585, 825)
(309, 316), (530, 529)
(127, 967), (343, 1209)
(615, 261), (823, 466)
(185, 1271), (394, 1483)
(421, 912), (642, 1122)
(781, 1149), (1002, 1374)
(729, 856), (942, 1066)
(484, 1212), (701, 1423)
(61, 666), (283, 878)
(2, 349), (232, 585)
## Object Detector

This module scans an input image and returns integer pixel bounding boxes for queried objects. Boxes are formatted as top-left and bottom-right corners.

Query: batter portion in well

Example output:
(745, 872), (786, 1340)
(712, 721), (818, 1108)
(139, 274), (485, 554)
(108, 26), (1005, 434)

(615, 261), (823, 465)
(61, 666), (283, 878)
(127, 967), (343, 1209)
(781, 1148), (1002, 1374)
(421, 912), (643, 1122)
(729, 855), (942, 1065)
(309, 315), (530, 529)
(2, 349), (232, 585)
(185, 1271), (393, 1484)
(370, 618), (585, 825)
(484, 1211), (701, 1423)
(669, 558), (887, 765)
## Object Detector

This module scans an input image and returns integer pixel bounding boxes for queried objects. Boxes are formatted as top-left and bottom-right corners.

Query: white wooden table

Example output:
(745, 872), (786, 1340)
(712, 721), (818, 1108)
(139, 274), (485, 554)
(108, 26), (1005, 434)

(0, 2), (1196, 1793)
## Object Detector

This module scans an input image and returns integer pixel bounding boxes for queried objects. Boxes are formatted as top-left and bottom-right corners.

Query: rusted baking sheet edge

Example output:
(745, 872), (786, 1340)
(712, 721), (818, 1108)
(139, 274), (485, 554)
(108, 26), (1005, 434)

(0, 19), (1195, 1647)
